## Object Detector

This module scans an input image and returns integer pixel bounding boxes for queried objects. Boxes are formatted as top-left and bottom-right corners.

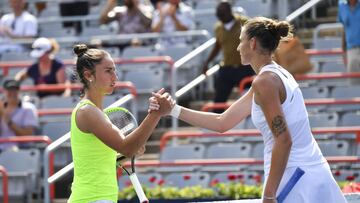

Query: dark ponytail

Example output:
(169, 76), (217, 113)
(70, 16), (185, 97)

(245, 17), (293, 53)
(73, 44), (108, 96)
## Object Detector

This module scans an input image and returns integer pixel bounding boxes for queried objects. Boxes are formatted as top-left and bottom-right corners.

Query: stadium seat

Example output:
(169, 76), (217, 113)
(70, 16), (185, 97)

(164, 172), (210, 188)
(158, 144), (205, 172)
(318, 140), (350, 156)
(205, 143), (252, 159)
(121, 46), (158, 59)
(0, 149), (41, 202)
(212, 171), (263, 185)
(340, 112), (360, 126)
(40, 95), (78, 109)
(308, 112), (339, 127)
(320, 61), (346, 73)
(118, 172), (163, 189)
(203, 143), (252, 172)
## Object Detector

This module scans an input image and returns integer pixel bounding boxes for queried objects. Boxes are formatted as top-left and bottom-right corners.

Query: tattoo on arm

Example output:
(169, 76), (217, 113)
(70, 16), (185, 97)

(271, 115), (287, 137)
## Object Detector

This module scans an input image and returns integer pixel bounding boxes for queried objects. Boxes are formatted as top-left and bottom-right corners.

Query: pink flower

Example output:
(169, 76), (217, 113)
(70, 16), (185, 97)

(237, 174), (244, 179)
(334, 170), (341, 177)
(158, 179), (165, 186)
(210, 179), (219, 186)
(347, 176), (355, 181)
(149, 176), (157, 183)
(227, 173), (236, 181)
(183, 175), (191, 180)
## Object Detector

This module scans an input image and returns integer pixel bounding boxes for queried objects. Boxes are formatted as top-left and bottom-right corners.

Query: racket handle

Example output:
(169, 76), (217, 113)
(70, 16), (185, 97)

(129, 173), (149, 203)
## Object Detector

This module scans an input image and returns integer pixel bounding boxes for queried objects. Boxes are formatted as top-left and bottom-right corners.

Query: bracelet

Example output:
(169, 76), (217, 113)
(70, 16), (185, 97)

(263, 195), (276, 200)
(170, 104), (181, 118)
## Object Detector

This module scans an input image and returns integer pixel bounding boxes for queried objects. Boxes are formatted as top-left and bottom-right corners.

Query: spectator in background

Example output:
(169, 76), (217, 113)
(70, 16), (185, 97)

(151, 0), (194, 47)
(202, 1), (255, 113)
(0, 79), (38, 152)
(338, 0), (360, 84)
(59, 1), (90, 35)
(100, 0), (153, 50)
(0, 0), (38, 53)
(15, 37), (71, 98)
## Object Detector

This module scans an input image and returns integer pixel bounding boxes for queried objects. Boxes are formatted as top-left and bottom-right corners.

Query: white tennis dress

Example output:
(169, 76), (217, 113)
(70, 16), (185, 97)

(251, 63), (347, 203)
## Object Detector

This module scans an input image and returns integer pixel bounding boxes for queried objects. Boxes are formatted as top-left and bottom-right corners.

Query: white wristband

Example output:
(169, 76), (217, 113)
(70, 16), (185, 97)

(170, 104), (181, 118)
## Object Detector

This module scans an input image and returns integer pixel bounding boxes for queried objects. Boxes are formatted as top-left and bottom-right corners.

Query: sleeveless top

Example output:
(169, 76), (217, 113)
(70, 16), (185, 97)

(27, 58), (64, 98)
(68, 100), (118, 203)
(251, 63), (326, 176)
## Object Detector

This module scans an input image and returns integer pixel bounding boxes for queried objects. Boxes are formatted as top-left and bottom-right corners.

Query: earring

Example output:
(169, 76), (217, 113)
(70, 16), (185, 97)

(89, 80), (92, 82)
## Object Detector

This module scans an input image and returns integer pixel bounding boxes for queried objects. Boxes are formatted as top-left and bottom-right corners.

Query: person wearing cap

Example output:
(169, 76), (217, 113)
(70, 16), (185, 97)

(15, 37), (71, 98)
(0, 79), (38, 151)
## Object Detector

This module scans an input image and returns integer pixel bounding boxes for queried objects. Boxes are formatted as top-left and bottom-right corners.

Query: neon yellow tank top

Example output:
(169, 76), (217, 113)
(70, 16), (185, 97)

(68, 99), (118, 203)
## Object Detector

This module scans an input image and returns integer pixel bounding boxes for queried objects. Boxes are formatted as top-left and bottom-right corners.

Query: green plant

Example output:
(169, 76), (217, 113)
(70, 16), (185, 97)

(118, 180), (350, 200)
(214, 182), (262, 199)
(118, 183), (261, 200)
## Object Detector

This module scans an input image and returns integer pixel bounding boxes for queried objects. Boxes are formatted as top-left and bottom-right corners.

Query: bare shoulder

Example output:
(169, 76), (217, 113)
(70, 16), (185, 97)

(76, 104), (105, 133)
(252, 71), (280, 94)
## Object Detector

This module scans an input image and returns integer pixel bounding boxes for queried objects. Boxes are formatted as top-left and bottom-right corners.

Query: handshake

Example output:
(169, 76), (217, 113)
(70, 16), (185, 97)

(148, 88), (181, 118)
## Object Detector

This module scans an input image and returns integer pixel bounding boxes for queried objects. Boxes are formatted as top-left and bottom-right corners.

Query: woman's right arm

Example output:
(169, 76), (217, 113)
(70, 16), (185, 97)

(99, 0), (117, 24)
(15, 69), (28, 81)
(154, 88), (253, 132)
(76, 96), (171, 157)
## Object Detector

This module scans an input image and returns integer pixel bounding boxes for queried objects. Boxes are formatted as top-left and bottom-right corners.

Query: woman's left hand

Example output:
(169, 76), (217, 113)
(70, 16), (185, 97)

(136, 145), (146, 157)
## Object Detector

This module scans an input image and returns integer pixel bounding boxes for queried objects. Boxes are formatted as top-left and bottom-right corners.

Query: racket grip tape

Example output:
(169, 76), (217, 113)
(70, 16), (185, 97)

(129, 173), (149, 203)
(277, 167), (305, 203)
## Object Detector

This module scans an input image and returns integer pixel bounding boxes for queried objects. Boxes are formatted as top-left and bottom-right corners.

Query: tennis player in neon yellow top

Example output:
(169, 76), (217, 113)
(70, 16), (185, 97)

(68, 44), (172, 203)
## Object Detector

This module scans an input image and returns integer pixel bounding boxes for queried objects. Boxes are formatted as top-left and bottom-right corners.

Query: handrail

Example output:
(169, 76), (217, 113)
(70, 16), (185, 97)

(0, 81), (137, 95)
(0, 56), (174, 77)
(285, 0), (324, 22)
(119, 156), (360, 168)
(160, 127), (360, 150)
(201, 97), (360, 112)
(0, 165), (8, 203)
(305, 48), (343, 56)
(238, 72), (360, 95)
(0, 136), (53, 200)
(313, 23), (343, 49)
(8, 30), (210, 46)
(171, 38), (217, 129)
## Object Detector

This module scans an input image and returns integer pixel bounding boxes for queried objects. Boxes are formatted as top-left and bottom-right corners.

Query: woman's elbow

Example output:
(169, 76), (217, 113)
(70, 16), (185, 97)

(116, 148), (133, 158)
(283, 136), (293, 150)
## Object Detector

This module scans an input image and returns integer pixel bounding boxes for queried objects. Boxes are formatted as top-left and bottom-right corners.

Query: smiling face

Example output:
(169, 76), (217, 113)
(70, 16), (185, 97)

(237, 27), (252, 66)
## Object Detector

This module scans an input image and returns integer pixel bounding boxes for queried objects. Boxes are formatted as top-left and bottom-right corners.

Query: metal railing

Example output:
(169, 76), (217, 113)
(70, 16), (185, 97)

(201, 97), (360, 112)
(160, 127), (360, 150)
(0, 166), (8, 203)
(7, 30), (210, 47)
(0, 136), (52, 201)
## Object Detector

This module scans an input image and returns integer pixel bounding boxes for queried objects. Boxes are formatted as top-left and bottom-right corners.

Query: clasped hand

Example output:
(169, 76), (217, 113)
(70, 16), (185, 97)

(148, 88), (175, 115)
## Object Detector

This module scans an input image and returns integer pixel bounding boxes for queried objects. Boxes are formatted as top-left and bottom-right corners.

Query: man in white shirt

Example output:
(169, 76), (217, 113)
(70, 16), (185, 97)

(0, 0), (38, 53)
(151, 0), (194, 47)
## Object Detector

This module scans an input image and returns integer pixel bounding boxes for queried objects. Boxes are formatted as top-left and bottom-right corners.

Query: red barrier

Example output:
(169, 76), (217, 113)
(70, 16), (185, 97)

(305, 48), (343, 56)
(0, 136), (54, 199)
(201, 97), (360, 112)
(0, 166), (8, 203)
(0, 81), (137, 96)
(121, 156), (360, 168)
(0, 56), (174, 77)
(238, 72), (360, 95)
(160, 127), (360, 150)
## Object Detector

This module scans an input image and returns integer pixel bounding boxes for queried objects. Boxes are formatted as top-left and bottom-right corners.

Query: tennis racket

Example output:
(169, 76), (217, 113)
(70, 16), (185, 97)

(104, 107), (149, 203)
